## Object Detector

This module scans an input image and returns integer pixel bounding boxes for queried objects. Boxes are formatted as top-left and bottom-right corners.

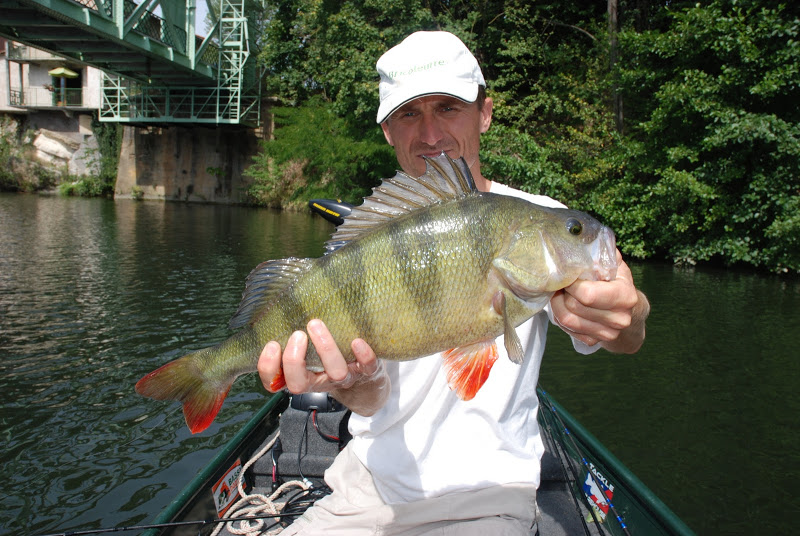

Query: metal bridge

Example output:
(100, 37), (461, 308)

(0, 0), (261, 126)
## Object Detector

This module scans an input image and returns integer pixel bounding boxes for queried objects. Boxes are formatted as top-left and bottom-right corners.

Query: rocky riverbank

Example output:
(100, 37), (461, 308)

(0, 111), (102, 192)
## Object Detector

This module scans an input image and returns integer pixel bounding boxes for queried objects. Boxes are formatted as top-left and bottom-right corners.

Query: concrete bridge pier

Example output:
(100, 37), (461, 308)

(115, 124), (261, 204)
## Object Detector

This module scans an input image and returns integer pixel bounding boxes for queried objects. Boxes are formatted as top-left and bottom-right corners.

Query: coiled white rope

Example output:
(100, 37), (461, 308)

(210, 432), (309, 536)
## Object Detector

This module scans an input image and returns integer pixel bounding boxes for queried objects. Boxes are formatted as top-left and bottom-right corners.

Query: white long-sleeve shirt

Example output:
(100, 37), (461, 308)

(348, 183), (597, 504)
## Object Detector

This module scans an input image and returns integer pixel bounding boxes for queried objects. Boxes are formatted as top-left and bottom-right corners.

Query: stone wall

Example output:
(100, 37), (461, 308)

(10, 111), (100, 177)
(0, 111), (102, 191)
(1, 109), (263, 202)
(114, 124), (261, 204)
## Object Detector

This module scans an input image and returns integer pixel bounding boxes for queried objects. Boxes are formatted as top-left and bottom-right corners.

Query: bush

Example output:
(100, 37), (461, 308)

(245, 97), (396, 208)
(0, 117), (20, 191)
(58, 175), (109, 197)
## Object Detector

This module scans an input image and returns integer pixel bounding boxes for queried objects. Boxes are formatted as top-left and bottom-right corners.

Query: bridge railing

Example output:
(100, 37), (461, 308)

(10, 87), (85, 108)
(196, 37), (220, 69)
(121, 0), (187, 53)
(101, 74), (259, 125)
(73, 0), (113, 18)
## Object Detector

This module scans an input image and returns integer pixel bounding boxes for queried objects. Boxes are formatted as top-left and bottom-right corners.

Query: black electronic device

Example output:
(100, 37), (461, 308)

(290, 392), (345, 413)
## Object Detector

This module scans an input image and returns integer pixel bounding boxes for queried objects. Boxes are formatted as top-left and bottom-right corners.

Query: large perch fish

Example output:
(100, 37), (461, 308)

(136, 154), (617, 433)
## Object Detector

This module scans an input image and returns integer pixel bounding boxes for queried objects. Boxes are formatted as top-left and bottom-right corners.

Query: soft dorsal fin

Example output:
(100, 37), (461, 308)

(228, 257), (314, 329)
(324, 153), (476, 253)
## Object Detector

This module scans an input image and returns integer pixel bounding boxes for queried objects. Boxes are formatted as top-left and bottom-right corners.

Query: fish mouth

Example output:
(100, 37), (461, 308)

(419, 150), (452, 160)
(581, 226), (618, 282)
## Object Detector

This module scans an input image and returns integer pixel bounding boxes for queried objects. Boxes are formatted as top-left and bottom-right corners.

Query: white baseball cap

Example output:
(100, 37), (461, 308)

(376, 31), (485, 124)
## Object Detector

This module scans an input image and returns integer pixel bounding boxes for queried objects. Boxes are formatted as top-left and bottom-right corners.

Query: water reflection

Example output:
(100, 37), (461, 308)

(0, 194), (331, 535)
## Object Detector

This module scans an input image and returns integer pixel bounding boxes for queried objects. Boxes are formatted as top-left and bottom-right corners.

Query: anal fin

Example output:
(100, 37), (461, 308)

(268, 368), (286, 392)
(442, 341), (499, 401)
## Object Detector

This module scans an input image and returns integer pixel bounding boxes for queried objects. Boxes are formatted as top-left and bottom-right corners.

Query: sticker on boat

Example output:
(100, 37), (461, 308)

(212, 458), (242, 516)
(582, 462), (615, 521)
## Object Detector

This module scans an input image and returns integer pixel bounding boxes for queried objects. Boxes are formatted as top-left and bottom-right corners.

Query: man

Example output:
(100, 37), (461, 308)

(258, 31), (650, 535)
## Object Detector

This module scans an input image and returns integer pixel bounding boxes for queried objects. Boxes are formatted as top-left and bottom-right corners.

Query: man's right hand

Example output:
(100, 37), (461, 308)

(257, 319), (391, 416)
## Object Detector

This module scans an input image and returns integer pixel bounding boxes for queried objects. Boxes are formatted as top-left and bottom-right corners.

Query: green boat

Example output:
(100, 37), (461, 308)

(133, 200), (693, 536)
(137, 388), (695, 536)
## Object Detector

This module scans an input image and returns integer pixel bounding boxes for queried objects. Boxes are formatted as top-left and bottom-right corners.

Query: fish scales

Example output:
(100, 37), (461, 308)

(288, 194), (515, 362)
(200, 197), (512, 371)
(135, 154), (618, 433)
(199, 196), (509, 374)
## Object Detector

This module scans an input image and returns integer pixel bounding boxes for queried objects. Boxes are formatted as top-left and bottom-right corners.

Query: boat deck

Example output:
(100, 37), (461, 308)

(537, 449), (603, 535)
(204, 403), (603, 536)
(152, 392), (694, 536)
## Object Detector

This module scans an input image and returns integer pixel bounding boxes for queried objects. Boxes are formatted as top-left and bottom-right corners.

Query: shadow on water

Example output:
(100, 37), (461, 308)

(1, 194), (797, 535)
(540, 262), (800, 534)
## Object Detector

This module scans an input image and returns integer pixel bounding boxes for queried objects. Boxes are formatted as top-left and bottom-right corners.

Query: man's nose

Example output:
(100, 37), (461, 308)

(417, 114), (444, 146)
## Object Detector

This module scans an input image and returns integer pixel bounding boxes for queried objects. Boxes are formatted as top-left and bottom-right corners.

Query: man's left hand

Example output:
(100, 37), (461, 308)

(550, 250), (650, 354)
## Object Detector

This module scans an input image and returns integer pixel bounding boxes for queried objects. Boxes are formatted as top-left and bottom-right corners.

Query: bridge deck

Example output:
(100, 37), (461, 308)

(0, 0), (259, 125)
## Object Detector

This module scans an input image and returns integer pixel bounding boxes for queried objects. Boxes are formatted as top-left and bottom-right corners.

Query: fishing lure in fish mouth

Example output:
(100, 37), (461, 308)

(136, 153), (618, 433)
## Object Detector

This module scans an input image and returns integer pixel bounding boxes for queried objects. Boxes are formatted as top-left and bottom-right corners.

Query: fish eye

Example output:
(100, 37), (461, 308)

(566, 218), (583, 236)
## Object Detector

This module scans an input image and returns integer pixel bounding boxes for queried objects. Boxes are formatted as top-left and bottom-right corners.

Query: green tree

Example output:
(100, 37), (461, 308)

(0, 118), (16, 191)
(250, 0), (799, 272)
(615, 0), (800, 271)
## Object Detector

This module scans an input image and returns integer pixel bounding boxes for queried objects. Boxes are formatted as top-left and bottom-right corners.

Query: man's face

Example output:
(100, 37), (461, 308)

(381, 94), (493, 178)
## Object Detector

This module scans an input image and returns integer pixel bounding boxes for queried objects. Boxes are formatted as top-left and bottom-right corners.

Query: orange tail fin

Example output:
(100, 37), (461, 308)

(135, 355), (232, 434)
(442, 341), (499, 401)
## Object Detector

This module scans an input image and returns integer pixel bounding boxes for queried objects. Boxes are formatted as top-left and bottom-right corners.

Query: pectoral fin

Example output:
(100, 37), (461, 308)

(442, 342), (499, 401)
(493, 291), (524, 365)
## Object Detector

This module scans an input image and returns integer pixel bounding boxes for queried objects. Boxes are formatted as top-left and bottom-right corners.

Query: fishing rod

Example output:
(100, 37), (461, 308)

(35, 512), (287, 536)
(539, 389), (633, 536)
(539, 401), (604, 536)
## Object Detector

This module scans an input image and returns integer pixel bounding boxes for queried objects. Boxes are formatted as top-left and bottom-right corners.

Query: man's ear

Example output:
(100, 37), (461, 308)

(480, 97), (493, 134)
(381, 122), (394, 146)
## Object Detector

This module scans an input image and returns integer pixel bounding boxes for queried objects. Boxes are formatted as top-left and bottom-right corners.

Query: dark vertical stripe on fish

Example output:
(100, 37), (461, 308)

(341, 240), (374, 342)
(389, 209), (441, 321)
(279, 281), (308, 332)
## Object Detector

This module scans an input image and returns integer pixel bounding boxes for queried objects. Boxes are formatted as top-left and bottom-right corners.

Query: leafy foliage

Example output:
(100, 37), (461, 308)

(0, 117), (17, 191)
(245, 97), (395, 207)
(615, 1), (800, 272)
(250, 0), (799, 272)
(88, 115), (123, 196)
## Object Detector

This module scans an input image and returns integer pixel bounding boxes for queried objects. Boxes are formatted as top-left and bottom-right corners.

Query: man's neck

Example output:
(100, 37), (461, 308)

(472, 170), (492, 193)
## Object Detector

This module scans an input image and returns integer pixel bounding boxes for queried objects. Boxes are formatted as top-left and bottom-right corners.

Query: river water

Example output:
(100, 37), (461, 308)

(0, 193), (797, 535)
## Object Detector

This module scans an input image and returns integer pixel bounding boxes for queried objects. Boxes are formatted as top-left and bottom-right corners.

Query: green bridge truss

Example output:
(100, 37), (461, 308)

(0, 0), (261, 126)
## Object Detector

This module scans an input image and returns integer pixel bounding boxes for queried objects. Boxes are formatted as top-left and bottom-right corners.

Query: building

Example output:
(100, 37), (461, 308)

(1, 37), (102, 178)
(1, 37), (102, 111)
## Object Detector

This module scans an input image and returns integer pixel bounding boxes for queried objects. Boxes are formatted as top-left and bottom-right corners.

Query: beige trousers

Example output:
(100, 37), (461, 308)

(280, 443), (538, 536)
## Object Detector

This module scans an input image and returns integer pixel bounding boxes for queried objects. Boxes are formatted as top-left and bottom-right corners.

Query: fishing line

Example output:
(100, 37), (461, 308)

(32, 513), (292, 536)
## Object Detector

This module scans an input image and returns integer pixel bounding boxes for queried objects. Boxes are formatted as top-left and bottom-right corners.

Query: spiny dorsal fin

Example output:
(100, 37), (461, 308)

(324, 153), (476, 253)
(228, 257), (314, 329)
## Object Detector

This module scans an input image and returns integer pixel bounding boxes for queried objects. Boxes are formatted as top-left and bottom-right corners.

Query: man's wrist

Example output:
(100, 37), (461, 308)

(331, 365), (391, 416)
